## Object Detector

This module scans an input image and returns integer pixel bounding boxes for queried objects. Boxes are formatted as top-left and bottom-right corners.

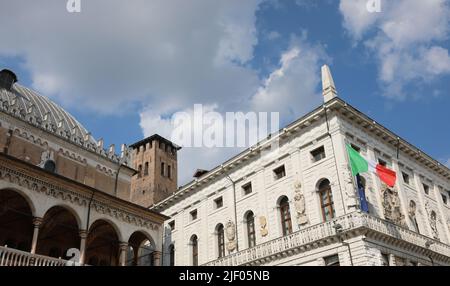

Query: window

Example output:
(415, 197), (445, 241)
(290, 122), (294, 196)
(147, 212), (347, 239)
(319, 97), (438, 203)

(246, 212), (256, 248)
(350, 144), (361, 153)
(161, 162), (165, 177)
(214, 197), (223, 209)
(144, 162), (149, 176)
(378, 159), (387, 167)
(43, 160), (56, 173)
(168, 165), (171, 179)
(402, 172), (410, 185)
(273, 165), (286, 180)
(423, 184), (430, 195)
(169, 245), (175, 266)
(190, 209), (198, 221)
(442, 194), (448, 205)
(311, 146), (326, 162)
(216, 224), (225, 258)
(190, 235), (198, 266)
(242, 183), (252, 196)
(381, 253), (390, 266)
(324, 255), (340, 266)
(319, 179), (335, 222)
(279, 197), (292, 236)
(137, 164), (142, 178)
(168, 221), (175, 231)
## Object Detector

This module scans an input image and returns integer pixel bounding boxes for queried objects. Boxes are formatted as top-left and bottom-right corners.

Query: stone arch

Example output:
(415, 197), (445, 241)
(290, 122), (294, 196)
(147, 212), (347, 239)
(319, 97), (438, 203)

(0, 187), (36, 216)
(127, 230), (156, 266)
(0, 188), (35, 251)
(36, 205), (81, 260)
(85, 219), (121, 266)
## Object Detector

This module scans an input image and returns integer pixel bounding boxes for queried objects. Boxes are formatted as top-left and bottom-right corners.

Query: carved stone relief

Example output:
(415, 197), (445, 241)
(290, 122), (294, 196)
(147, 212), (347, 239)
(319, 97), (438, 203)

(425, 202), (439, 240)
(226, 220), (237, 251)
(341, 165), (358, 209)
(381, 184), (406, 226)
(293, 181), (308, 226)
(259, 216), (268, 237)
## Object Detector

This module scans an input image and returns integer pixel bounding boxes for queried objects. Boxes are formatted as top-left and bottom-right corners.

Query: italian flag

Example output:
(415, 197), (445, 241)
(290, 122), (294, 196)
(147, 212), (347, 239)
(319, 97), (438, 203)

(346, 144), (397, 187)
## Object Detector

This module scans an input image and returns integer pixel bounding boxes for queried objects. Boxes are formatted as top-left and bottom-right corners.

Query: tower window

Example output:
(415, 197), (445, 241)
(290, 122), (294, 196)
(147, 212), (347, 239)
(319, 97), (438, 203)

(137, 165), (142, 178)
(161, 162), (165, 177)
(144, 162), (149, 176)
(168, 165), (171, 179)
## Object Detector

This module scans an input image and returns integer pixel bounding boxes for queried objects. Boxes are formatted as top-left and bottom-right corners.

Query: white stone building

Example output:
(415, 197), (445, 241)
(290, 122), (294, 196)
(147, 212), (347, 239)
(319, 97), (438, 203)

(153, 66), (450, 266)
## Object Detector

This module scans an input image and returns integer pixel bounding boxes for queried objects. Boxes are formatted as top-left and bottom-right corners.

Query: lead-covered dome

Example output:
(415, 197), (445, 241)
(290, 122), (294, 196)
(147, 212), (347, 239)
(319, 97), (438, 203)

(0, 69), (97, 146)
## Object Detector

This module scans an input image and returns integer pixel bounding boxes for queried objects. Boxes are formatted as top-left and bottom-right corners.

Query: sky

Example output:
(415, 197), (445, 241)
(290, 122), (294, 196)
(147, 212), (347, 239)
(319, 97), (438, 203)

(0, 0), (449, 185)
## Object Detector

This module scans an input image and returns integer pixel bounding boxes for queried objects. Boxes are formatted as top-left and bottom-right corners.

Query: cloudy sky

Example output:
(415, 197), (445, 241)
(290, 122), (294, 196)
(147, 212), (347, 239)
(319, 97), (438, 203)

(1, 0), (449, 185)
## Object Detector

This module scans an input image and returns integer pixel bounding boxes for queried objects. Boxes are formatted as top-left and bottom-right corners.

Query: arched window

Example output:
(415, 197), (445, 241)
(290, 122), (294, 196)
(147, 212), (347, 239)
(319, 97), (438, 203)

(169, 244), (175, 266)
(246, 212), (256, 248)
(216, 224), (225, 258)
(44, 160), (56, 173)
(190, 235), (198, 266)
(279, 197), (292, 236)
(319, 179), (335, 222)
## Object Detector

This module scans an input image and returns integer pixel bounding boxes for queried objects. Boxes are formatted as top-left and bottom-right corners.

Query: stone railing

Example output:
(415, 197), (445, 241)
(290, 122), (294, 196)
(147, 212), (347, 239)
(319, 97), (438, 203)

(204, 212), (450, 266)
(0, 246), (69, 266)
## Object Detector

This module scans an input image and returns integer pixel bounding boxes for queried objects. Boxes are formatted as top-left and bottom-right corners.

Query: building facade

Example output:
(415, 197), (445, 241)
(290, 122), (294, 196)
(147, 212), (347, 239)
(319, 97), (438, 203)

(153, 66), (450, 266)
(0, 69), (172, 266)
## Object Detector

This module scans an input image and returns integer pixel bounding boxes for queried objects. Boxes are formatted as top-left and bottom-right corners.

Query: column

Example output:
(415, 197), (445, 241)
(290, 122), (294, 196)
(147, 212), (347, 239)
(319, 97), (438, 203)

(78, 230), (88, 265)
(30, 217), (43, 254)
(153, 251), (162, 266)
(119, 242), (128, 266)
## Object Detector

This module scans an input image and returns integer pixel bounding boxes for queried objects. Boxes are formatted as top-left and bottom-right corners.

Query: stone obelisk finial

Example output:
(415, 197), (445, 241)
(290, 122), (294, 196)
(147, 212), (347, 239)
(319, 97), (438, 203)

(321, 65), (337, 102)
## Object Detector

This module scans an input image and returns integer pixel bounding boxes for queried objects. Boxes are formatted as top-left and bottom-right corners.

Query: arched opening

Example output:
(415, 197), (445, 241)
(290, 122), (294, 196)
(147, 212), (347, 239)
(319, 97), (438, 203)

(215, 224), (225, 258)
(245, 211), (256, 248)
(318, 179), (335, 222)
(190, 235), (198, 266)
(278, 196), (292, 236)
(0, 189), (34, 252)
(36, 206), (80, 259)
(169, 244), (175, 266)
(86, 220), (120, 266)
(128, 231), (155, 266)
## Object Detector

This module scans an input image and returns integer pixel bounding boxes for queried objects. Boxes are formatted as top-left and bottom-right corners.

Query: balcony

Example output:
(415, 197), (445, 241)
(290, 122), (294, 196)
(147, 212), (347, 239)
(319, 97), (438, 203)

(203, 212), (450, 266)
(0, 246), (72, 266)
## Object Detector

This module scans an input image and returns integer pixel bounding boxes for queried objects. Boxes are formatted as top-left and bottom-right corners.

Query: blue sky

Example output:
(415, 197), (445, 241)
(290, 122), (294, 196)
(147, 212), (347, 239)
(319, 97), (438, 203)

(1, 0), (449, 184)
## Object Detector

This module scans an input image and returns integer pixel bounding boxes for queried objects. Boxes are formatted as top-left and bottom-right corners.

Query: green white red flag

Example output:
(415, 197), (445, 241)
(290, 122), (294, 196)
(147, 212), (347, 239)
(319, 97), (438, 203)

(346, 144), (397, 187)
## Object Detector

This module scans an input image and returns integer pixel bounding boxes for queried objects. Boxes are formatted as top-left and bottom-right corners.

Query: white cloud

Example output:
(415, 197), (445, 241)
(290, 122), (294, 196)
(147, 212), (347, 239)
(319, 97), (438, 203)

(140, 36), (327, 184)
(339, 0), (450, 98)
(0, 1), (328, 185)
(0, 0), (262, 114)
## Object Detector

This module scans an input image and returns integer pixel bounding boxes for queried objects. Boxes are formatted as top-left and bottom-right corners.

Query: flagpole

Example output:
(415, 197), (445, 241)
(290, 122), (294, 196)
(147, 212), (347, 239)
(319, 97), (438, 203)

(343, 142), (361, 211)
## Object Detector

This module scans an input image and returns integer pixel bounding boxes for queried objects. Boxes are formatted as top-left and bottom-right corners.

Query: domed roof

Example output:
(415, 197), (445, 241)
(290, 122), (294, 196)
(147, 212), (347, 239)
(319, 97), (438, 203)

(0, 82), (97, 146)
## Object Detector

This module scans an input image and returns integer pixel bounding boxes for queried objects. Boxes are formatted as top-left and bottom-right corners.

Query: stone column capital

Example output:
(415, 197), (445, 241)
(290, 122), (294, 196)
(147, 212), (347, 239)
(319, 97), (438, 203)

(32, 217), (43, 227)
(79, 230), (88, 239)
(119, 242), (129, 250)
